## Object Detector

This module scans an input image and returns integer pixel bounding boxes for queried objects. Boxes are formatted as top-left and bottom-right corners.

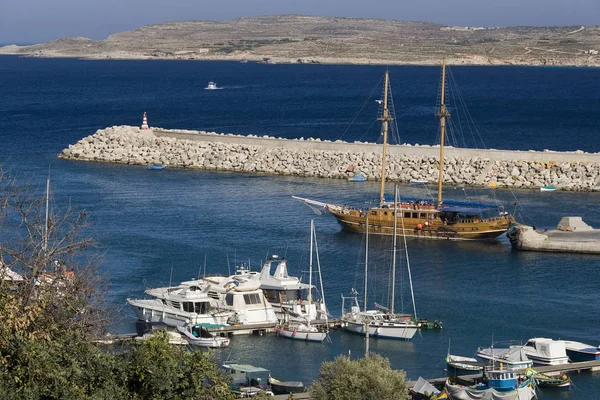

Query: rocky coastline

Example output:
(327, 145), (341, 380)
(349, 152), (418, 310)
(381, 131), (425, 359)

(58, 126), (600, 191)
(3, 16), (600, 67)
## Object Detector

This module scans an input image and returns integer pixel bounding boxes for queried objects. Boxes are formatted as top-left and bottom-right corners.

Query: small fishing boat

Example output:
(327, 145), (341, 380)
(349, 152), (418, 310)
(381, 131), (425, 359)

(446, 354), (484, 377)
(223, 363), (274, 397)
(268, 376), (305, 395)
(348, 174), (367, 182)
(445, 368), (536, 400)
(563, 340), (600, 361)
(476, 345), (533, 369)
(409, 179), (428, 185)
(147, 163), (165, 170)
(525, 367), (571, 389)
(177, 323), (230, 348)
(205, 81), (219, 90)
(540, 185), (557, 191)
(484, 182), (497, 189)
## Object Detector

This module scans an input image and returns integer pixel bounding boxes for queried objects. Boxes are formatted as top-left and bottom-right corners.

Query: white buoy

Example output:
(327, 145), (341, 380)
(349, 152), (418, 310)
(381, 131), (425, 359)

(141, 112), (149, 130)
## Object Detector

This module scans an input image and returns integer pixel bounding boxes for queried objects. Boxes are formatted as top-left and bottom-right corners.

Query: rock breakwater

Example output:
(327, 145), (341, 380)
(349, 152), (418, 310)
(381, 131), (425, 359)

(58, 126), (600, 191)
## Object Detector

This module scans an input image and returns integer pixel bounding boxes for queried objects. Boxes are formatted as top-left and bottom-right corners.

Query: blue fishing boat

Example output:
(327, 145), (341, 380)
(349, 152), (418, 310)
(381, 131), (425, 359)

(147, 163), (165, 170)
(445, 368), (536, 400)
(348, 174), (367, 182)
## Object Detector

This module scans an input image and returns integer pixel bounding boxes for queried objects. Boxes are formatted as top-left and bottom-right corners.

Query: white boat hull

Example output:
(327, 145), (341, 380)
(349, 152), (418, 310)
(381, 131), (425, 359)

(276, 327), (327, 342)
(342, 319), (418, 340)
(129, 299), (229, 327)
(177, 326), (230, 348)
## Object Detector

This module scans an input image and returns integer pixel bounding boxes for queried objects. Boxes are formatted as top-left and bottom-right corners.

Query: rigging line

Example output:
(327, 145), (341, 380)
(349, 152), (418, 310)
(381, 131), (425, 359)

(335, 75), (384, 142)
(447, 67), (487, 150)
(387, 82), (402, 145)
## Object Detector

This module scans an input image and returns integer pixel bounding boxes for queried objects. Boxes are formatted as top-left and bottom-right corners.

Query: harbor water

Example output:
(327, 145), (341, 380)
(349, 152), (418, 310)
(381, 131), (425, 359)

(1, 56), (599, 398)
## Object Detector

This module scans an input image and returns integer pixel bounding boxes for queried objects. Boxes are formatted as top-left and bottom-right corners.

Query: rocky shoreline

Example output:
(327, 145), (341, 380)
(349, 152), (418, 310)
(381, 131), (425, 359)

(58, 126), (600, 191)
(3, 16), (599, 68)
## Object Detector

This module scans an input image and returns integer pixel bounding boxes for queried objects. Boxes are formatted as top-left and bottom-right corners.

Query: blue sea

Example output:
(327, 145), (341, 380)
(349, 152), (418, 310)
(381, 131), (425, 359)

(1, 56), (599, 398)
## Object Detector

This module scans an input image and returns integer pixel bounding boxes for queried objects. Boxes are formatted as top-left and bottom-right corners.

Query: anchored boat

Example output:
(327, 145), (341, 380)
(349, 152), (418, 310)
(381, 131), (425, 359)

(293, 62), (513, 241)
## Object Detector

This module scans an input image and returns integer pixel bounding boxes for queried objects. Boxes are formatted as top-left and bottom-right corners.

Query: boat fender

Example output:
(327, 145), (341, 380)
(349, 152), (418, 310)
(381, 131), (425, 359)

(417, 224), (423, 230)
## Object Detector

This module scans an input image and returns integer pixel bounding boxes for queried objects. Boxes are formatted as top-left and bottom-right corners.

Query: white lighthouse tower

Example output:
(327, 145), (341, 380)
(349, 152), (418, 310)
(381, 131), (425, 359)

(141, 112), (149, 130)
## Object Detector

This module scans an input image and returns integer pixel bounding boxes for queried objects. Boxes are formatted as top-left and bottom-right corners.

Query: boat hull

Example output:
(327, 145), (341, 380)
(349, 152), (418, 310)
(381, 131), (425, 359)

(327, 207), (511, 241)
(342, 319), (418, 340)
(269, 378), (305, 395)
(276, 327), (327, 342)
(565, 349), (600, 362)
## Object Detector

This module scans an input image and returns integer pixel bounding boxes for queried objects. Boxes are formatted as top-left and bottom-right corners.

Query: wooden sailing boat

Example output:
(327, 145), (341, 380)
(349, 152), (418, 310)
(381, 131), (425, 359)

(294, 63), (514, 240)
(341, 185), (420, 340)
(277, 219), (329, 342)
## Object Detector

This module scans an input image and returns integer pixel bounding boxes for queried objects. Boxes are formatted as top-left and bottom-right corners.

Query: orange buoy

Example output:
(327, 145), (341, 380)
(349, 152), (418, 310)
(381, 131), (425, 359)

(417, 224), (423, 229)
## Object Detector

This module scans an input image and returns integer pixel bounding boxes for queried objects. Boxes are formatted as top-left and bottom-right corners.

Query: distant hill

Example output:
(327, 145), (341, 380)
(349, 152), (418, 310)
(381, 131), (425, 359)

(1, 15), (599, 66)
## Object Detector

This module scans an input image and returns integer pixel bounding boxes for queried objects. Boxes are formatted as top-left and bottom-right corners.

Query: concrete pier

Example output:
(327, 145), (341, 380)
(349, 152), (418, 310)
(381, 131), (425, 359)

(58, 126), (600, 191)
(508, 217), (600, 253)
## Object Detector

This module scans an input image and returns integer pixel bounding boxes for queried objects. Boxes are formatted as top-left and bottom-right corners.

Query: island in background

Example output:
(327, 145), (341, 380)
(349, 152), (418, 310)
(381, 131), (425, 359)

(1, 15), (599, 66)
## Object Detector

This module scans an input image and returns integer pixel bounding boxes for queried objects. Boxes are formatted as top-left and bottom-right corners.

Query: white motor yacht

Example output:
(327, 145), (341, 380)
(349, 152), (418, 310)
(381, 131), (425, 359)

(128, 273), (278, 334)
(234, 255), (328, 324)
(205, 81), (218, 90)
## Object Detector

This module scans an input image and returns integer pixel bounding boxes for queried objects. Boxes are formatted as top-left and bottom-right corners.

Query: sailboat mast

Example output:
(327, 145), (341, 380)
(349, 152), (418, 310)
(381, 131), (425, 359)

(436, 59), (450, 209)
(364, 213), (369, 313)
(379, 71), (391, 207)
(309, 219), (314, 305)
(43, 174), (50, 253)
(391, 185), (398, 315)
(313, 225), (328, 328)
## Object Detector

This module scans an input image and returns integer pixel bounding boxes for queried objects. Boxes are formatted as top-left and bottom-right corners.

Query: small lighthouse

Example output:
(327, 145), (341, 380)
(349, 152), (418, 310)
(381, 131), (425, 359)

(141, 112), (149, 130)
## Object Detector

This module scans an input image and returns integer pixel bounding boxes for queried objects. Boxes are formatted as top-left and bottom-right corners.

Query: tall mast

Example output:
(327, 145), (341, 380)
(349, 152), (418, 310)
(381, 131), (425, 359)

(436, 59), (450, 209)
(379, 72), (392, 207)
(364, 213), (369, 312)
(391, 185), (398, 315)
(313, 223), (328, 330)
(309, 219), (314, 307)
(43, 174), (50, 253)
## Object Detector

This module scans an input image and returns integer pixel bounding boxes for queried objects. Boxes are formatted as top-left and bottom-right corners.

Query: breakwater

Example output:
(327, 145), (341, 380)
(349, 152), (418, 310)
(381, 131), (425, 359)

(58, 126), (600, 191)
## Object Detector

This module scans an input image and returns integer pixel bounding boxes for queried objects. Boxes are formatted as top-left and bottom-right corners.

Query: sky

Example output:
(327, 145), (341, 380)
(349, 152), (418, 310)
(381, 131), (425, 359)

(1, 0), (598, 44)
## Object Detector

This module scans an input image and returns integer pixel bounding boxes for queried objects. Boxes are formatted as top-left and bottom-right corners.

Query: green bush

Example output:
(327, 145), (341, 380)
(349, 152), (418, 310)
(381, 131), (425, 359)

(311, 354), (410, 400)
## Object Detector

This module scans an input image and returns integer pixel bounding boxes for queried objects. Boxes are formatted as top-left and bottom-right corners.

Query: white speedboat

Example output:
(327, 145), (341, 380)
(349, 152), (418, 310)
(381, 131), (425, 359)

(521, 338), (570, 365)
(177, 324), (230, 348)
(205, 81), (218, 90)
(128, 273), (278, 334)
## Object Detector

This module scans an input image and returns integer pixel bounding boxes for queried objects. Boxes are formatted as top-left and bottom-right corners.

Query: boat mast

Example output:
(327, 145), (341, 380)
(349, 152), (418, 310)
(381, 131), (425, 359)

(43, 174), (50, 253)
(379, 71), (392, 207)
(364, 213), (369, 312)
(436, 59), (450, 209)
(309, 219), (314, 311)
(398, 186), (418, 320)
(313, 224), (329, 330)
(391, 185), (398, 315)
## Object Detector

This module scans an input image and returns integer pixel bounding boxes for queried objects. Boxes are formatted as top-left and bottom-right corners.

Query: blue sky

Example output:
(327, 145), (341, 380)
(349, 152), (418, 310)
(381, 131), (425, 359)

(1, 0), (598, 44)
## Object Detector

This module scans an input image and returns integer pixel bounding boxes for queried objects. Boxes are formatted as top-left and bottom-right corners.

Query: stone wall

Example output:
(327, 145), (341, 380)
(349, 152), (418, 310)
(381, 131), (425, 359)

(58, 126), (600, 191)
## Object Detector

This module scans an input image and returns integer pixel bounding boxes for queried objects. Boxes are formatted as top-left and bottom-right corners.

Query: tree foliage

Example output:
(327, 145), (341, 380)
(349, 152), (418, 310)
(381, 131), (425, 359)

(0, 171), (234, 399)
(311, 354), (410, 400)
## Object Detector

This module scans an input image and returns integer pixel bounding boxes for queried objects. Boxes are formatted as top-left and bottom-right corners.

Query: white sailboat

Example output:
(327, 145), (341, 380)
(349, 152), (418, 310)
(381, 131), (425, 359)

(277, 219), (329, 342)
(341, 185), (420, 340)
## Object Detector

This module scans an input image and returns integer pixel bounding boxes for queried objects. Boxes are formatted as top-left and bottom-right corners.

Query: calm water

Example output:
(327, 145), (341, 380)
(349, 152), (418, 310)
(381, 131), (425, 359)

(1, 56), (599, 397)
